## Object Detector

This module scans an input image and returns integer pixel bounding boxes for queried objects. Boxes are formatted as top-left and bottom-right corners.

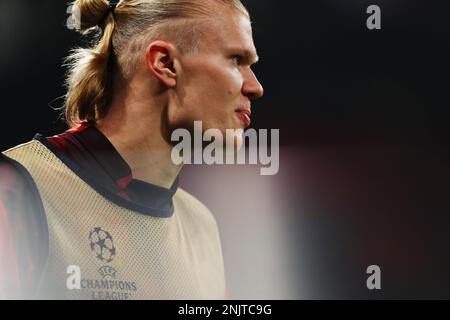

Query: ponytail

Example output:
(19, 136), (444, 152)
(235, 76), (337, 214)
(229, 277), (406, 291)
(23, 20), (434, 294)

(65, 0), (116, 127)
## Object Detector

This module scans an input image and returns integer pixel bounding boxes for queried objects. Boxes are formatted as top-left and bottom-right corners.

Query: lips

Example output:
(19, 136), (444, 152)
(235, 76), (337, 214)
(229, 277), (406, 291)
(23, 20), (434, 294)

(236, 109), (251, 127)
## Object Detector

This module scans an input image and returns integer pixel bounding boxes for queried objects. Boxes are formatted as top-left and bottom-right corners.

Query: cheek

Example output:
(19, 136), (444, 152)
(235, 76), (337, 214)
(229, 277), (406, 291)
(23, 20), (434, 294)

(175, 62), (243, 125)
(224, 69), (243, 96)
(200, 65), (243, 99)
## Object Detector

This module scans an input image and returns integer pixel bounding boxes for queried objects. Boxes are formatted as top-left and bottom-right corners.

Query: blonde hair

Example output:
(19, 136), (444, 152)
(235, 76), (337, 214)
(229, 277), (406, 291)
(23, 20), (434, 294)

(64, 0), (249, 127)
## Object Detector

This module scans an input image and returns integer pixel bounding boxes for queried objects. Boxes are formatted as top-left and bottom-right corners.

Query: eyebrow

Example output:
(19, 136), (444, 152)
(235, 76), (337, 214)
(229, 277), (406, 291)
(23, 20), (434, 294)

(252, 52), (260, 64)
(245, 49), (259, 65)
(229, 47), (260, 65)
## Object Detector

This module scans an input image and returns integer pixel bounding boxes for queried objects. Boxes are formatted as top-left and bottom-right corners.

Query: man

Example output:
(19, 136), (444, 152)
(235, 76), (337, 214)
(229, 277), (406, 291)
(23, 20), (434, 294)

(0, 0), (263, 299)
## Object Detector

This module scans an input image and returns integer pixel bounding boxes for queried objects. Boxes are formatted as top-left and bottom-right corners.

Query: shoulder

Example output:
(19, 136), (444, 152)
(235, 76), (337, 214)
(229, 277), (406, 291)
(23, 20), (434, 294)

(0, 152), (31, 193)
(173, 188), (219, 228)
(1, 140), (45, 195)
(0, 150), (47, 228)
(172, 188), (224, 259)
(0, 149), (47, 242)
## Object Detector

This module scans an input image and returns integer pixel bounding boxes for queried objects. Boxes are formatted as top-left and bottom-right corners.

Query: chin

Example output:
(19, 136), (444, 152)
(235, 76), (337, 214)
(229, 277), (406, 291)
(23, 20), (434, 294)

(223, 131), (244, 156)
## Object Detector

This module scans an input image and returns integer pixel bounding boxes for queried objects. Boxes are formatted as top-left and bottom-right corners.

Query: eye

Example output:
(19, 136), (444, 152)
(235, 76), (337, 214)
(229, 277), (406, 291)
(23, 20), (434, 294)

(231, 55), (243, 65)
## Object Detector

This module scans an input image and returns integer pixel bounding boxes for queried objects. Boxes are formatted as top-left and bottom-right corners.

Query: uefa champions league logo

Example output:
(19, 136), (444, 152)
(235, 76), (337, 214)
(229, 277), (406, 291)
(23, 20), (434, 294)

(89, 227), (116, 263)
(66, 228), (137, 299)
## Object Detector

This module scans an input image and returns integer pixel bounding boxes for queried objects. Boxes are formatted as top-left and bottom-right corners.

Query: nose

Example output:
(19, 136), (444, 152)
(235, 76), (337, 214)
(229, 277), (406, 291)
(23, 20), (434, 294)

(242, 69), (264, 100)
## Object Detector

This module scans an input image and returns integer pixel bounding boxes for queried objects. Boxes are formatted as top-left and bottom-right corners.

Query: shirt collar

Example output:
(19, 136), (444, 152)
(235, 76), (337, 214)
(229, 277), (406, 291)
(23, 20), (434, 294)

(45, 123), (179, 216)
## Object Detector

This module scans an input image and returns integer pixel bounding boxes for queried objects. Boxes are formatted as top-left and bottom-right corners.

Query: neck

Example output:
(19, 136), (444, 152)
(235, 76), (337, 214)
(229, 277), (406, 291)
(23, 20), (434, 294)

(96, 86), (182, 189)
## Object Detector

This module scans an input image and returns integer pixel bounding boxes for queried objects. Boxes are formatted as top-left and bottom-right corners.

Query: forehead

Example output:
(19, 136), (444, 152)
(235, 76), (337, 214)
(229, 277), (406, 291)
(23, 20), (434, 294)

(198, 10), (257, 58)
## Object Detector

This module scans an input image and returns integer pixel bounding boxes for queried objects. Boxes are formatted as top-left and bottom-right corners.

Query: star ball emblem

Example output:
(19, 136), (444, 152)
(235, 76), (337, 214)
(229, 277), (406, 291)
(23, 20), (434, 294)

(89, 227), (116, 263)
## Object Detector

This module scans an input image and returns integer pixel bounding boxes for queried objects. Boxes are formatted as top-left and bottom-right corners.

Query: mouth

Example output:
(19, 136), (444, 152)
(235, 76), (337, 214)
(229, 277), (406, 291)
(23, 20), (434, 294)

(235, 108), (251, 127)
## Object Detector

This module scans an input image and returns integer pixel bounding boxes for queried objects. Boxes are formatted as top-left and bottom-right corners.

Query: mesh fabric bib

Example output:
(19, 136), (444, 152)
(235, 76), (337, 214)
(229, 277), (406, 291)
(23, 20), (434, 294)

(3, 139), (225, 300)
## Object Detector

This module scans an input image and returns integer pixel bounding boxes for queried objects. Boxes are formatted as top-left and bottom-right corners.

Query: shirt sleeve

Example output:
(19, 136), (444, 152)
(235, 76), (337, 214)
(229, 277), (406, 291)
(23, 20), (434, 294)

(0, 154), (48, 299)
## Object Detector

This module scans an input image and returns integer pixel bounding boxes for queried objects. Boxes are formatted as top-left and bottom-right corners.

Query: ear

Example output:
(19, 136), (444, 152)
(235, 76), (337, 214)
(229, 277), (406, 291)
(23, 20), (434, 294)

(145, 40), (178, 88)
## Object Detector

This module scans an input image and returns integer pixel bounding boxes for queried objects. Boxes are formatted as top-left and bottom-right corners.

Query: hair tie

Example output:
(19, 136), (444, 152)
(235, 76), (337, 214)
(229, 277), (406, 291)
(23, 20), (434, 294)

(109, 0), (119, 13)
(99, 1), (119, 26)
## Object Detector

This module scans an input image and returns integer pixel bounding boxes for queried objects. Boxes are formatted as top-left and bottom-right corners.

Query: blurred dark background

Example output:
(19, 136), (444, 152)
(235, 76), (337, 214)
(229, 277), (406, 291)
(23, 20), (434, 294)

(1, 0), (450, 299)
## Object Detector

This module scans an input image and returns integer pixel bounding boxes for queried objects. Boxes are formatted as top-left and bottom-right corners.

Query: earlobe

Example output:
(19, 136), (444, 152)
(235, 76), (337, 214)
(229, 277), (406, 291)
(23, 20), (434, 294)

(145, 41), (178, 88)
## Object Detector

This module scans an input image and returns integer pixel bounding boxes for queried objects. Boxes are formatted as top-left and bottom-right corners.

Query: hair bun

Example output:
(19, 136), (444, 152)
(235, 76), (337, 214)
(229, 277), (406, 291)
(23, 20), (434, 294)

(72, 0), (112, 32)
